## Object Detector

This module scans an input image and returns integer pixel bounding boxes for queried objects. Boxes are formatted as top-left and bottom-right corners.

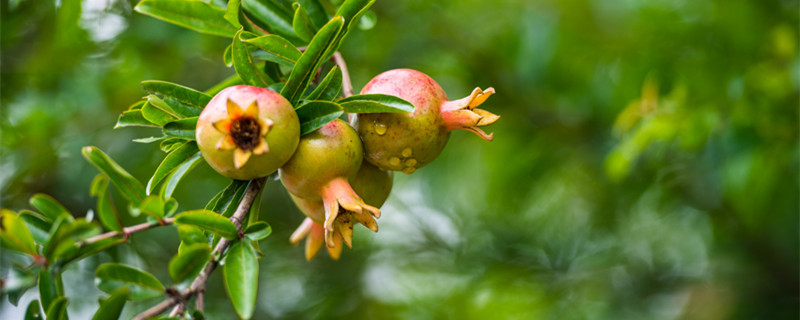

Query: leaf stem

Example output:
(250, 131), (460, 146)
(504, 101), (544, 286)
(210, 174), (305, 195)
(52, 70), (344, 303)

(132, 177), (266, 320)
(78, 217), (175, 247)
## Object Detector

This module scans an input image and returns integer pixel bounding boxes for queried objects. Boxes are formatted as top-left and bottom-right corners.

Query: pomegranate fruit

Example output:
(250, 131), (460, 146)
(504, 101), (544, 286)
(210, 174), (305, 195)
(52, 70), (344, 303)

(196, 85), (299, 180)
(279, 119), (381, 253)
(351, 69), (499, 174)
(289, 161), (393, 260)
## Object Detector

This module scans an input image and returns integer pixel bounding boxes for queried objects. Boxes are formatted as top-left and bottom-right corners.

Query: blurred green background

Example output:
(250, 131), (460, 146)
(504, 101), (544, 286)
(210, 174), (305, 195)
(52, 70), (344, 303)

(1, 0), (798, 318)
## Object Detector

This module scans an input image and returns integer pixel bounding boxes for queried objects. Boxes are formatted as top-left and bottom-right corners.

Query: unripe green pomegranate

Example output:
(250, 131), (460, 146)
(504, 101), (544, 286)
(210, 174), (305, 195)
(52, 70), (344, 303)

(289, 161), (393, 260)
(196, 85), (300, 180)
(279, 119), (381, 254)
(351, 69), (499, 174)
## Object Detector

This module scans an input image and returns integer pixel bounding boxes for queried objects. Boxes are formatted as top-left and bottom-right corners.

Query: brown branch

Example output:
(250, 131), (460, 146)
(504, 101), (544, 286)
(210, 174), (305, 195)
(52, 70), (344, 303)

(132, 177), (266, 320)
(332, 52), (354, 98)
(78, 217), (175, 248)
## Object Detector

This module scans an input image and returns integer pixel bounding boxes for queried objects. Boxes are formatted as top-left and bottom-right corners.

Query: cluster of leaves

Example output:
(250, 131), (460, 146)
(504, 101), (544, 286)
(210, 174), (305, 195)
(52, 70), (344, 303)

(0, 0), (413, 319)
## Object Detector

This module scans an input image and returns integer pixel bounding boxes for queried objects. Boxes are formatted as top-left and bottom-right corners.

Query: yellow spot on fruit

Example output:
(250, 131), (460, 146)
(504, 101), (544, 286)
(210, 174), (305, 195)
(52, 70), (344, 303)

(402, 148), (413, 157)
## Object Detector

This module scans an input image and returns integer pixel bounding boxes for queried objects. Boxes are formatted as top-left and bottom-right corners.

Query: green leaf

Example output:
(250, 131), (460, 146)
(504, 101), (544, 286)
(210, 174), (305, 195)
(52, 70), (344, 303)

(139, 196), (165, 220)
(338, 94), (415, 113)
(92, 288), (129, 320)
(82, 146), (147, 207)
(0, 209), (37, 256)
(141, 80), (211, 110)
(224, 241), (258, 319)
(178, 225), (208, 246)
(135, 0), (237, 38)
(295, 100), (343, 135)
(90, 174), (123, 232)
(148, 141), (200, 194)
(225, 0), (243, 28)
(45, 296), (68, 320)
(175, 210), (238, 239)
(305, 66), (342, 101)
(206, 180), (250, 218)
(281, 16), (343, 105)
(162, 117), (198, 140)
(45, 219), (101, 263)
(160, 138), (185, 153)
(65, 238), (126, 268)
(19, 210), (51, 245)
(233, 30), (272, 87)
(29, 194), (70, 222)
(224, 44), (234, 67)
(164, 198), (180, 218)
(292, 2), (318, 42)
(5, 266), (36, 307)
(331, 0), (375, 51)
(95, 263), (165, 300)
(169, 243), (211, 283)
(241, 0), (295, 40)
(142, 95), (181, 126)
(38, 269), (62, 312)
(162, 152), (203, 199)
(132, 136), (168, 144)
(115, 110), (157, 128)
(296, 0), (328, 28)
(206, 74), (244, 96)
(244, 34), (302, 66)
(24, 300), (41, 320)
(244, 221), (271, 241)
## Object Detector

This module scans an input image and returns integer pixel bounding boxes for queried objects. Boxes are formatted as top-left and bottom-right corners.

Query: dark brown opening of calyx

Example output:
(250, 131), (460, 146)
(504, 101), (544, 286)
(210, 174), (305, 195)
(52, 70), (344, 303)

(230, 117), (261, 150)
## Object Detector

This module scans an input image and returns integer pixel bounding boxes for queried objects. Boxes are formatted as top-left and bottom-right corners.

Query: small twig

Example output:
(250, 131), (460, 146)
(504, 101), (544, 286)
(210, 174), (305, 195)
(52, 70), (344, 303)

(133, 178), (266, 320)
(332, 52), (354, 98)
(78, 217), (175, 248)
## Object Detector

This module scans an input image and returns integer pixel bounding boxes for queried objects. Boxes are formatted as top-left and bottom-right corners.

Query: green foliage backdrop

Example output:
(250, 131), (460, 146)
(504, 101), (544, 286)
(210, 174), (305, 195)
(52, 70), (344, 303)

(1, 0), (797, 318)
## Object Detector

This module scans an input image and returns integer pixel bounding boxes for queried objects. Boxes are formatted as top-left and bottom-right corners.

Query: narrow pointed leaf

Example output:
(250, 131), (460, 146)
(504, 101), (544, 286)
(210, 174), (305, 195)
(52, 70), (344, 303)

(224, 241), (258, 319)
(281, 16), (343, 105)
(29, 194), (70, 222)
(82, 146), (146, 207)
(92, 288), (129, 320)
(292, 3), (317, 42)
(206, 180), (250, 218)
(162, 152), (203, 199)
(0, 209), (37, 256)
(20, 210), (51, 244)
(241, 0), (295, 39)
(160, 138), (185, 153)
(45, 296), (68, 320)
(95, 263), (165, 300)
(331, 0), (375, 51)
(296, 0), (328, 28)
(244, 34), (302, 66)
(142, 95), (180, 126)
(24, 300), (41, 320)
(162, 117), (198, 140)
(206, 74), (244, 96)
(90, 174), (122, 232)
(147, 141), (200, 194)
(295, 100), (343, 135)
(244, 221), (271, 241)
(132, 136), (167, 144)
(169, 243), (211, 283)
(225, 0), (243, 28)
(233, 30), (271, 87)
(141, 80), (211, 110)
(339, 94), (415, 113)
(135, 0), (237, 38)
(115, 110), (157, 128)
(224, 44), (234, 67)
(38, 269), (61, 312)
(139, 196), (165, 220)
(175, 210), (238, 239)
(305, 66), (341, 101)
